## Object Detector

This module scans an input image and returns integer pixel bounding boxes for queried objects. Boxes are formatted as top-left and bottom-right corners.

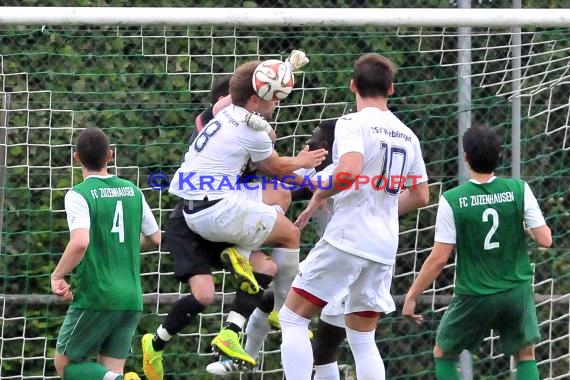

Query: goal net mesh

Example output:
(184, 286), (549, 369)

(1, 14), (569, 380)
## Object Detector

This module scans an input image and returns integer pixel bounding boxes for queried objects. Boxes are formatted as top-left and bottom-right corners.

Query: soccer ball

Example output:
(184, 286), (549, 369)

(252, 59), (295, 101)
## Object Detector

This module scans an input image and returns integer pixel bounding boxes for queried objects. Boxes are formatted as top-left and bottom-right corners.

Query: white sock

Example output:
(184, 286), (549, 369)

(226, 311), (247, 330)
(102, 372), (121, 380)
(279, 305), (312, 380)
(244, 308), (271, 358)
(346, 327), (385, 380)
(314, 361), (341, 380)
(157, 325), (172, 341)
(271, 248), (300, 311)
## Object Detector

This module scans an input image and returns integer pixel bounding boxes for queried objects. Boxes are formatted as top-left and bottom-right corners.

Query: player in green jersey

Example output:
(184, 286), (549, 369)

(51, 127), (161, 380)
(403, 126), (552, 380)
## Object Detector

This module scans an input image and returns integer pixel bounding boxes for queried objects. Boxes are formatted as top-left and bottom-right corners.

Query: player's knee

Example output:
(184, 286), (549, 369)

(516, 345), (535, 362)
(277, 186), (292, 211)
(263, 187), (291, 212)
(192, 288), (215, 306)
(252, 256), (277, 277)
(281, 223), (300, 248)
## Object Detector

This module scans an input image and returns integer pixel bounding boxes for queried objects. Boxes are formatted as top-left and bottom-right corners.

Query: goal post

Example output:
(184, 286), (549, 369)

(1, 7), (570, 27)
(1, 6), (569, 379)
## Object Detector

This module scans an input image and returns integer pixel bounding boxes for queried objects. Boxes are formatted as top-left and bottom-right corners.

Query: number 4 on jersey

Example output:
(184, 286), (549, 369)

(111, 200), (125, 243)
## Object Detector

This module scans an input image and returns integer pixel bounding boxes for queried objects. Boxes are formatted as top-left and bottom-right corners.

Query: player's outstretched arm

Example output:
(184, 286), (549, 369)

(256, 146), (327, 178)
(403, 242), (454, 325)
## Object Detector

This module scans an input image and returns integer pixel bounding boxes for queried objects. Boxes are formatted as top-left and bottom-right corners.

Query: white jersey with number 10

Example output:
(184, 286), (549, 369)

(322, 107), (427, 265)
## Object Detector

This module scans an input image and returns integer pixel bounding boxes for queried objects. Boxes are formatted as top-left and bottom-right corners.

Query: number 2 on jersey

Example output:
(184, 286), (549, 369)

(111, 200), (125, 243)
(482, 208), (500, 250)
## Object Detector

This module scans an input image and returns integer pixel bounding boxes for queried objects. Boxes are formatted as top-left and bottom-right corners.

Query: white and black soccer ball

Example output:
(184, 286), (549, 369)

(252, 59), (295, 101)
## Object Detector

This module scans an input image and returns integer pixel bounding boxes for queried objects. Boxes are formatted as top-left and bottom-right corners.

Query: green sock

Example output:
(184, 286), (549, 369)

(516, 360), (539, 380)
(434, 357), (460, 380)
(64, 362), (122, 380)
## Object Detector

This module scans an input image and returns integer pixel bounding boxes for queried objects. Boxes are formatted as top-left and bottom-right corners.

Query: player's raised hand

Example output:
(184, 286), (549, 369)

(294, 194), (326, 230)
(297, 145), (328, 169)
(51, 276), (73, 302)
(402, 295), (424, 326)
(285, 50), (309, 71)
(245, 112), (272, 133)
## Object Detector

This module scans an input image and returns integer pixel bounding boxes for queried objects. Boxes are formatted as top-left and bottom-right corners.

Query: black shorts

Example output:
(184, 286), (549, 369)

(164, 202), (231, 283)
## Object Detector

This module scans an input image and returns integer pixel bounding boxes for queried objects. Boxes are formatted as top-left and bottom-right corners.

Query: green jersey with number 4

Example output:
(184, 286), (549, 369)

(70, 176), (144, 311)
(443, 178), (531, 296)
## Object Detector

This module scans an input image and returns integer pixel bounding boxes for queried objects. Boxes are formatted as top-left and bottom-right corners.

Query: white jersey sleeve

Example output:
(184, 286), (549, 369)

(242, 131), (273, 162)
(434, 196), (456, 244)
(523, 182), (546, 228)
(335, 117), (365, 157)
(141, 194), (160, 236)
(65, 190), (90, 231)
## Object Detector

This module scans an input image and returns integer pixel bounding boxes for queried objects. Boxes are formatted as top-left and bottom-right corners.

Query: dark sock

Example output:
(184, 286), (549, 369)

(155, 294), (205, 351)
(224, 321), (242, 334)
(313, 319), (346, 365)
(253, 272), (274, 290)
(257, 288), (275, 314)
(231, 272), (273, 319)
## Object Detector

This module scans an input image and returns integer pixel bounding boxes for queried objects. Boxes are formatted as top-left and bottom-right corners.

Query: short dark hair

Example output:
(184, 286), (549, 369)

(353, 54), (397, 98)
(463, 126), (503, 173)
(319, 119), (336, 148)
(230, 61), (260, 107)
(209, 75), (231, 105)
(75, 127), (110, 171)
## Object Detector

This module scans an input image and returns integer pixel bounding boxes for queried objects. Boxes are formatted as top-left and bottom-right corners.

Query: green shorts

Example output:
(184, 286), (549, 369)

(56, 308), (142, 361)
(436, 283), (540, 356)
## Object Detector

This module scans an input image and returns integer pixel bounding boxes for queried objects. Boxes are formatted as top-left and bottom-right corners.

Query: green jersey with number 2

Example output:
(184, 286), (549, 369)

(70, 176), (144, 311)
(443, 178), (531, 296)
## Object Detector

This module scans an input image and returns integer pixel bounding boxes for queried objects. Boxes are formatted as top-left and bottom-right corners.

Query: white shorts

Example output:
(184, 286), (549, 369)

(320, 297), (346, 328)
(183, 187), (277, 258)
(293, 239), (395, 315)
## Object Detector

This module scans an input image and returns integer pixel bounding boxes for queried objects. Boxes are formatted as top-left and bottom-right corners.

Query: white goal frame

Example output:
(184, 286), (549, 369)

(1, 7), (570, 27)
(1, 6), (569, 380)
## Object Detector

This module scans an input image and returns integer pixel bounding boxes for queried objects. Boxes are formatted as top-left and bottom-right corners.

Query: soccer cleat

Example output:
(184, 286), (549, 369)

(142, 333), (164, 380)
(123, 372), (141, 380)
(211, 328), (256, 367)
(267, 310), (281, 330)
(206, 358), (243, 376)
(220, 247), (260, 294)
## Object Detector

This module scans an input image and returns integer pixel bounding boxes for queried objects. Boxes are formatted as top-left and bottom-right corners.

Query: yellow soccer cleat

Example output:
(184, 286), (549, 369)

(267, 310), (281, 330)
(123, 372), (141, 380)
(268, 309), (312, 338)
(211, 328), (256, 367)
(220, 247), (259, 294)
(141, 333), (164, 380)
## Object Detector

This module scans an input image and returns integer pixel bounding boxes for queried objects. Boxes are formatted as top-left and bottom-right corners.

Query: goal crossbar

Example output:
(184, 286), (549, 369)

(1, 7), (570, 27)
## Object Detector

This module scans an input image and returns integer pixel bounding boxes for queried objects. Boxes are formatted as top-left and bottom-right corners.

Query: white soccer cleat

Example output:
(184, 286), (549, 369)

(206, 359), (242, 376)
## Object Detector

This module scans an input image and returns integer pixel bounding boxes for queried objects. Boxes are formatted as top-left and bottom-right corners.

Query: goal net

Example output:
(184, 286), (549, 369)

(1, 6), (569, 380)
